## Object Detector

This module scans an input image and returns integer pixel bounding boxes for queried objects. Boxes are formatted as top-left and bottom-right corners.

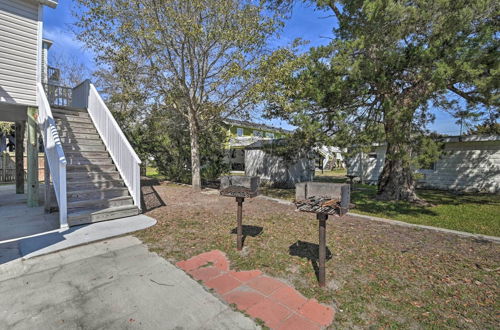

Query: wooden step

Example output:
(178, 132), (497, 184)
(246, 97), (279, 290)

(62, 144), (106, 152)
(58, 131), (100, 139)
(52, 106), (88, 114)
(59, 126), (97, 134)
(56, 120), (95, 129)
(67, 187), (129, 201)
(67, 196), (134, 211)
(66, 158), (113, 165)
(67, 164), (116, 172)
(60, 137), (103, 145)
(53, 114), (91, 123)
(65, 151), (110, 158)
(67, 205), (139, 227)
(67, 180), (125, 192)
(67, 171), (121, 182)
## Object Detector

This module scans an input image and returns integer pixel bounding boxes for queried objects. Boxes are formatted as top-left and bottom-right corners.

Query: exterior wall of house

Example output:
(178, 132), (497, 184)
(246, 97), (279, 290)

(245, 149), (315, 188)
(419, 140), (500, 193)
(0, 0), (41, 107)
(346, 146), (386, 183)
(346, 137), (500, 192)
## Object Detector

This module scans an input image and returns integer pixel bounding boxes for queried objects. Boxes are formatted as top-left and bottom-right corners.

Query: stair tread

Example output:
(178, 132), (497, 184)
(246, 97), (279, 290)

(67, 195), (133, 206)
(68, 205), (138, 217)
(67, 171), (119, 175)
(68, 179), (123, 185)
(52, 106), (87, 112)
(68, 186), (128, 194)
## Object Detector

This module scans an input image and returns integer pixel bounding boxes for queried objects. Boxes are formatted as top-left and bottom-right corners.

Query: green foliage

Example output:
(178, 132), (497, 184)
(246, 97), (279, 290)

(469, 122), (500, 135)
(263, 0), (499, 200)
(74, 0), (282, 188)
(412, 135), (443, 170)
(141, 107), (228, 184)
(0, 122), (13, 135)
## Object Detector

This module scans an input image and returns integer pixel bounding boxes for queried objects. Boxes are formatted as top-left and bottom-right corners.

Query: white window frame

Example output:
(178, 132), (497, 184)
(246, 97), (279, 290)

(236, 127), (244, 137)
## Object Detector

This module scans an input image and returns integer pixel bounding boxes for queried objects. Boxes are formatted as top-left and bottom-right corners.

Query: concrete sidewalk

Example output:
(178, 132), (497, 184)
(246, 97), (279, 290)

(0, 236), (258, 330)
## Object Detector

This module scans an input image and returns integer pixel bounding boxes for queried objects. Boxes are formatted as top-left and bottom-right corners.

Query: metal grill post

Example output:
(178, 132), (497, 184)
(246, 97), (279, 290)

(236, 197), (244, 250)
(317, 213), (328, 287)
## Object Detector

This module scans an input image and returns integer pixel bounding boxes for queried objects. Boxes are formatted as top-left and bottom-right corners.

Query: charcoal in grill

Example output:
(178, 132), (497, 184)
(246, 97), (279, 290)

(220, 185), (258, 198)
(294, 196), (341, 215)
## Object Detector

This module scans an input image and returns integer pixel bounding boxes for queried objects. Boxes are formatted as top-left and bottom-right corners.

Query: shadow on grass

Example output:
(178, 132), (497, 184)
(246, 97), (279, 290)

(141, 177), (166, 212)
(231, 225), (264, 247)
(289, 240), (332, 282)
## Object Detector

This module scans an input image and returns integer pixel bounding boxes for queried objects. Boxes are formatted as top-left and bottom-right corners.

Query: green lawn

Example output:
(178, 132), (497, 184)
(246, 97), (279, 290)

(138, 184), (499, 328)
(263, 174), (500, 237)
(146, 167), (499, 236)
(146, 166), (166, 180)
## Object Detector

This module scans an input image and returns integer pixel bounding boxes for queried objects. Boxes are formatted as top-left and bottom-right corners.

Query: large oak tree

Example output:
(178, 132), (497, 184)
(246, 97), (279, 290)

(74, 0), (280, 189)
(265, 0), (499, 201)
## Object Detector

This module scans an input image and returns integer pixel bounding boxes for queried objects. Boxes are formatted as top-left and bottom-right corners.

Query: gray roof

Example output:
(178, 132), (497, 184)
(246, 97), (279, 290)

(223, 118), (293, 134)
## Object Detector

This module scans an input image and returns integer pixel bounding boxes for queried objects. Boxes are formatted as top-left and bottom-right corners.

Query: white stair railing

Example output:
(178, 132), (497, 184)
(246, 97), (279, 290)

(37, 82), (68, 229)
(83, 82), (142, 209)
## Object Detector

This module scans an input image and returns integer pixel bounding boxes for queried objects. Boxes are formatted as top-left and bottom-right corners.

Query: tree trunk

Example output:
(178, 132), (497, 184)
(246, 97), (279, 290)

(188, 110), (201, 191)
(377, 116), (420, 202)
(377, 141), (419, 202)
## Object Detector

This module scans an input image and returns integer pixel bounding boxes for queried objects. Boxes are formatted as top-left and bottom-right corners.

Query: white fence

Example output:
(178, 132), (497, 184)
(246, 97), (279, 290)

(77, 81), (141, 209)
(36, 82), (68, 228)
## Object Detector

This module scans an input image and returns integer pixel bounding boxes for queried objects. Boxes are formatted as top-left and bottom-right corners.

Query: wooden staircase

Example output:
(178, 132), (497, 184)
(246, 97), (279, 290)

(52, 106), (140, 226)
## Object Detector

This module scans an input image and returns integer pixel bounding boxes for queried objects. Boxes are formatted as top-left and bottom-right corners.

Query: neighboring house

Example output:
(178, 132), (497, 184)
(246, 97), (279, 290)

(0, 0), (142, 229)
(223, 118), (292, 172)
(347, 135), (500, 193)
(222, 119), (314, 187)
(316, 145), (345, 170)
(245, 140), (315, 188)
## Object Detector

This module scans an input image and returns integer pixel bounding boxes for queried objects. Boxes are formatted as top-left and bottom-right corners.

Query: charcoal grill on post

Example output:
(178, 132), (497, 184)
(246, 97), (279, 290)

(294, 182), (350, 287)
(220, 176), (260, 251)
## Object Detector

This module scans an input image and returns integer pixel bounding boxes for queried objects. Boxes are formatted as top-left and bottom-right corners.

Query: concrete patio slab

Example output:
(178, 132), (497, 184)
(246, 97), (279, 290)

(0, 184), (59, 242)
(0, 236), (258, 329)
(0, 214), (156, 265)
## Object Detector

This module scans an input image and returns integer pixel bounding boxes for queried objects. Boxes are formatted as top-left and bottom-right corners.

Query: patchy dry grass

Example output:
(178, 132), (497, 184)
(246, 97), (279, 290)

(137, 182), (499, 329)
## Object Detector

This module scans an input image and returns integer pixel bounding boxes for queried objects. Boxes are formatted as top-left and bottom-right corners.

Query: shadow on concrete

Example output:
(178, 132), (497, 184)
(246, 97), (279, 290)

(230, 225), (263, 246)
(0, 215), (156, 265)
(289, 240), (332, 282)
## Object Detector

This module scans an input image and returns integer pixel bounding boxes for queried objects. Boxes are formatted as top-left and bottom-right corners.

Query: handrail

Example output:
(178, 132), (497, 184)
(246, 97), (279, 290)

(36, 82), (68, 229)
(86, 83), (142, 209)
(47, 66), (60, 82)
(43, 83), (72, 107)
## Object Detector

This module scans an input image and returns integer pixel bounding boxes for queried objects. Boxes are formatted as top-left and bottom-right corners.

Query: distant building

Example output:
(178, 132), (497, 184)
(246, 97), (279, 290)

(244, 139), (315, 188)
(316, 145), (345, 170)
(222, 119), (292, 172)
(347, 135), (500, 193)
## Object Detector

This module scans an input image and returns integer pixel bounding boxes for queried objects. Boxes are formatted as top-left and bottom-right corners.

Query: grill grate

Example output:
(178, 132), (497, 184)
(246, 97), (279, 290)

(220, 185), (258, 198)
(294, 196), (341, 215)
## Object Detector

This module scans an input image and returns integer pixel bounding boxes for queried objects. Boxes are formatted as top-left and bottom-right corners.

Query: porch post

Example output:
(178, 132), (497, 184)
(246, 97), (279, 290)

(15, 121), (25, 194)
(44, 154), (51, 212)
(27, 107), (39, 207)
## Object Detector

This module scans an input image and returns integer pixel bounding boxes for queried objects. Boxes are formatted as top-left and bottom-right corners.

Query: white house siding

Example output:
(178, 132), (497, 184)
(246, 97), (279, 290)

(420, 140), (500, 193)
(0, 0), (40, 107)
(346, 146), (386, 183)
(347, 137), (500, 193)
(245, 149), (315, 188)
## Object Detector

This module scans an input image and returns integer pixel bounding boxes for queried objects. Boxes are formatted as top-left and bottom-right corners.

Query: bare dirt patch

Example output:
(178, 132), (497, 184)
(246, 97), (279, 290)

(136, 182), (499, 328)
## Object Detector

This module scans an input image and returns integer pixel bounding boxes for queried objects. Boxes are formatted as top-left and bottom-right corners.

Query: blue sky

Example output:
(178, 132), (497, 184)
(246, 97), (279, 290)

(42, 1), (462, 135)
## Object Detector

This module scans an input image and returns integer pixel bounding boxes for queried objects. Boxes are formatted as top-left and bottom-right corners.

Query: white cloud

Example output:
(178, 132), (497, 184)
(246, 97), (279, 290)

(43, 26), (85, 51)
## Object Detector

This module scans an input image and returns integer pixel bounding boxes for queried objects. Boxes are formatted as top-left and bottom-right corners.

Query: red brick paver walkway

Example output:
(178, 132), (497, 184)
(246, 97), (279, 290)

(176, 250), (334, 329)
